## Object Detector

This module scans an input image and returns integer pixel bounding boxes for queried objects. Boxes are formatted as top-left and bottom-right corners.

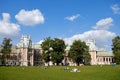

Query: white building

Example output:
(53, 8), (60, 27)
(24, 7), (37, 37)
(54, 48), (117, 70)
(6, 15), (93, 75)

(86, 39), (113, 65)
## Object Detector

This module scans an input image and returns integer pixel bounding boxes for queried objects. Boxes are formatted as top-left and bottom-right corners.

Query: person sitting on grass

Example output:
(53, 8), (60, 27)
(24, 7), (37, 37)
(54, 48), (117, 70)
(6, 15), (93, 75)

(71, 68), (80, 72)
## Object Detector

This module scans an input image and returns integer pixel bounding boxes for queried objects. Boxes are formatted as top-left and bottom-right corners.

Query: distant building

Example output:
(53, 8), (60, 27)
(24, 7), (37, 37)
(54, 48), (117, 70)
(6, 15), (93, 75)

(0, 35), (114, 66)
(64, 39), (114, 66)
(17, 35), (42, 66)
(97, 50), (113, 65)
(86, 39), (113, 65)
(86, 39), (97, 65)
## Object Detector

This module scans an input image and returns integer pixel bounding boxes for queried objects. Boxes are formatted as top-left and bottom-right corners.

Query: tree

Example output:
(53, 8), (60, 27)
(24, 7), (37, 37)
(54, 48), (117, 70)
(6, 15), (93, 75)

(51, 38), (66, 65)
(41, 38), (66, 66)
(1, 38), (12, 65)
(112, 36), (120, 64)
(68, 40), (90, 66)
(42, 53), (50, 63)
(41, 37), (52, 63)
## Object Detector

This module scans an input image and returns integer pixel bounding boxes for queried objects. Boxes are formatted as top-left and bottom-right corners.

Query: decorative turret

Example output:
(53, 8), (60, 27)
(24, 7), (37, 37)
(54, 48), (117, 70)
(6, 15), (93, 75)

(86, 39), (97, 65)
(17, 35), (34, 66)
(86, 39), (97, 51)
(17, 35), (32, 48)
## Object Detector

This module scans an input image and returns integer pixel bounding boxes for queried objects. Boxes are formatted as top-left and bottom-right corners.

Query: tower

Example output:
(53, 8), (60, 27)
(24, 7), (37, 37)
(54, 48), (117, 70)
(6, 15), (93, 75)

(86, 39), (97, 65)
(17, 35), (34, 66)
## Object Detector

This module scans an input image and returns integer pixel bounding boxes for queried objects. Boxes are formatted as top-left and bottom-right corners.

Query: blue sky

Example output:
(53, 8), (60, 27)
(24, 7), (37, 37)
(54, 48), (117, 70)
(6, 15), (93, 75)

(0, 0), (120, 51)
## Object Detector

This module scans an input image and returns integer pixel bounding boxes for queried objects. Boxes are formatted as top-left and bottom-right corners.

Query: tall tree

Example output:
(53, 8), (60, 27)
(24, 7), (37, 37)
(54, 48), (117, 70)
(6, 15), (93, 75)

(68, 40), (90, 66)
(41, 37), (52, 63)
(1, 38), (12, 65)
(41, 38), (66, 66)
(51, 38), (66, 65)
(112, 36), (120, 64)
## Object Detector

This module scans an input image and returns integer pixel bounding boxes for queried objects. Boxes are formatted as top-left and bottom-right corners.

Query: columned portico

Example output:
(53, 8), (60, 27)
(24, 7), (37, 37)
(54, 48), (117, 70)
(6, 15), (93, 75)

(97, 56), (113, 65)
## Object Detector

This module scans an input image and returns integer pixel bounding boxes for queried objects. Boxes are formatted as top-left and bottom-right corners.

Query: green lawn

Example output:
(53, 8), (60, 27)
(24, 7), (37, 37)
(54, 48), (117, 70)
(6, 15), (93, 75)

(0, 65), (120, 80)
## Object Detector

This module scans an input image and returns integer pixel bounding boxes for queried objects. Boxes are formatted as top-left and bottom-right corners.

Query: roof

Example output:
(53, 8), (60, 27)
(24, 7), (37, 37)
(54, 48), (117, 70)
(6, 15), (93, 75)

(32, 44), (41, 49)
(86, 39), (97, 51)
(11, 46), (17, 53)
(17, 35), (32, 48)
(97, 51), (114, 57)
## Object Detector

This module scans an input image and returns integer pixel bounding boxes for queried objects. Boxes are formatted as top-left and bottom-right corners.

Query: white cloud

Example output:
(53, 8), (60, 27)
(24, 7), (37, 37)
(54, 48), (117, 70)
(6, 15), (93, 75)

(111, 4), (120, 14)
(65, 14), (80, 21)
(64, 30), (116, 50)
(93, 17), (113, 30)
(3, 13), (10, 22)
(15, 9), (45, 26)
(0, 13), (20, 37)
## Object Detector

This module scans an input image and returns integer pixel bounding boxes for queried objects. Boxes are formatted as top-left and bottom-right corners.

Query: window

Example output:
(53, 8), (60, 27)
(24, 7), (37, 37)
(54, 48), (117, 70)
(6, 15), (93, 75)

(103, 57), (105, 62)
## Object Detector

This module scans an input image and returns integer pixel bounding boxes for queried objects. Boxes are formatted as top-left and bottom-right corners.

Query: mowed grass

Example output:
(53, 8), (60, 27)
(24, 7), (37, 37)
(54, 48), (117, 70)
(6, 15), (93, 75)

(0, 65), (120, 80)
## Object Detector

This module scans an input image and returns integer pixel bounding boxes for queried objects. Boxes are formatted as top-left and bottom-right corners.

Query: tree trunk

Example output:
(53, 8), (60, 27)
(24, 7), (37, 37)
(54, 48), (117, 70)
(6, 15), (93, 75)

(77, 62), (79, 66)
(57, 62), (59, 66)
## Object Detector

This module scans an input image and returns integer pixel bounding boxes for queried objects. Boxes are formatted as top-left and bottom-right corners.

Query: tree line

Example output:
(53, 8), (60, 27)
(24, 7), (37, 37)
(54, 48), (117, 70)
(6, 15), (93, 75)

(41, 37), (90, 66)
(0, 36), (120, 66)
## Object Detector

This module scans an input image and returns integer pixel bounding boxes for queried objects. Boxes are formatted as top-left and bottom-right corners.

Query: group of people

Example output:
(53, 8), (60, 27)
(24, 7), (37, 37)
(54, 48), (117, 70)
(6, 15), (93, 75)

(64, 67), (80, 72)
(71, 68), (80, 72)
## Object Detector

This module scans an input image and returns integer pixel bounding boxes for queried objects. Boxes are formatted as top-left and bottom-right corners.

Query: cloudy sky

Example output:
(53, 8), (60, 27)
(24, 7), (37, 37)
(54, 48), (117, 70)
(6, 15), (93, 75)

(0, 0), (120, 51)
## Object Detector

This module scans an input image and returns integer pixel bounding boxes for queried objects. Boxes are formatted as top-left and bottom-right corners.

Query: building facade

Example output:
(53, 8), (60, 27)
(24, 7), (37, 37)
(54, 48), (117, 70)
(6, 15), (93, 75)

(0, 35), (114, 66)
(17, 35), (42, 66)
(86, 39), (113, 65)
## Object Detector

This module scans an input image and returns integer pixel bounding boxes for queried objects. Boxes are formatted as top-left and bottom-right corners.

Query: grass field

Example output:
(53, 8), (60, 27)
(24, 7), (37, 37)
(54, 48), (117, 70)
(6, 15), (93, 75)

(0, 65), (120, 80)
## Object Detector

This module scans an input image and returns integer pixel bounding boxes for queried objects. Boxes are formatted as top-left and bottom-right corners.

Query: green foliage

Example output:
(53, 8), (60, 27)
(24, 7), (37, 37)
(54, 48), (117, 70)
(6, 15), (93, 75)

(41, 37), (53, 63)
(68, 40), (90, 65)
(1, 38), (12, 65)
(41, 38), (66, 65)
(51, 38), (66, 65)
(51, 52), (64, 65)
(41, 37), (52, 51)
(51, 38), (66, 52)
(42, 53), (50, 63)
(1, 38), (12, 54)
(112, 36), (120, 64)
